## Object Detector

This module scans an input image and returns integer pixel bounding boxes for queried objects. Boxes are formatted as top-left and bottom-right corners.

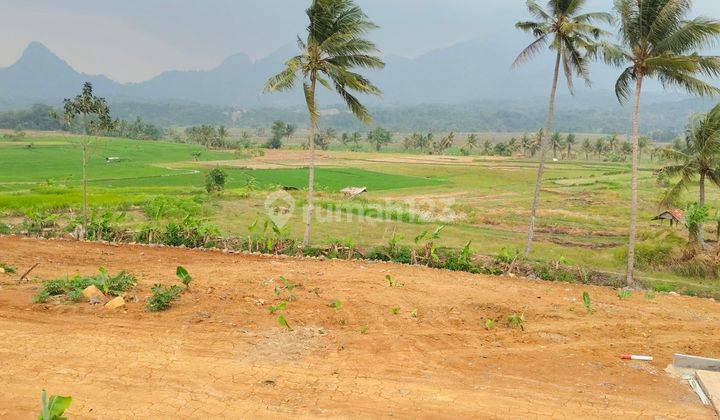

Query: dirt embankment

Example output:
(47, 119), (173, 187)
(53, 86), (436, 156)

(0, 236), (718, 418)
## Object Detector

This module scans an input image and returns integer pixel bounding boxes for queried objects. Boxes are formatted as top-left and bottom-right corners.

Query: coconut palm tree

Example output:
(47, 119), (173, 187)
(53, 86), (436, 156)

(581, 138), (593, 160)
(658, 104), (720, 245)
(565, 133), (577, 159)
(550, 132), (563, 159)
(514, 0), (612, 256)
(602, 0), (720, 284)
(264, 0), (384, 246)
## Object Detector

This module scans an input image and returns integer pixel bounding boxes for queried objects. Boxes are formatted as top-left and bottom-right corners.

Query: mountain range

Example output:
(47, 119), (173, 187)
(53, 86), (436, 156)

(0, 38), (681, 110)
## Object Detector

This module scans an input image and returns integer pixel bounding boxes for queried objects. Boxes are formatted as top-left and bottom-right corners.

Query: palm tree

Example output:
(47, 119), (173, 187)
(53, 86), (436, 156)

(521, 133), (532, 156)
(264, 0), (384, 247)
(565, 133), (577, 159)
(594, 137), (607, 158)
(514, 0), (612, 256)
(608, 134), (620, 153)
(466, 133), (479, 151)
(658, 104), (720, 245)
(549, 132), (563, 159)
(602, 0), (720, 284)
(581, 138), (593, 160)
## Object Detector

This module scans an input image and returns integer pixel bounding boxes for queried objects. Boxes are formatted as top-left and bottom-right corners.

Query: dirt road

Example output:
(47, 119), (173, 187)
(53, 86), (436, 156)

(0, 236), (718, 418)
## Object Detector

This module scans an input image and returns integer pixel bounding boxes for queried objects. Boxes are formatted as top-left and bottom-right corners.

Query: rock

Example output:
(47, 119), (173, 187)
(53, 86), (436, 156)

(82, 285), (105, 301)
(105, 296), (125, 310)
(88, 296), (102, 305)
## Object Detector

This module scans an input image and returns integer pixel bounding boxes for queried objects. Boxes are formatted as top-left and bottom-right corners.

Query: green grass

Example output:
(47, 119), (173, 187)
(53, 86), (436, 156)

(2, 132), (719, 298)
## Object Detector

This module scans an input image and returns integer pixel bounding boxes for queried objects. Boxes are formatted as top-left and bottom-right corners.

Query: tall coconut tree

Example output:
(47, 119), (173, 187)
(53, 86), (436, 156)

(550, 131), (563, 158)
(602, 0), (720, 284)
(514, 0), (612, 256)
(264, 0), (384, 247)
(565, 133), (577, 159)
(658, 104), (720, 245)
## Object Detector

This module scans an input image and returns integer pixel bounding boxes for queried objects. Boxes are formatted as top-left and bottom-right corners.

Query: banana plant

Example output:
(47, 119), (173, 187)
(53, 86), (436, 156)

(39, 389), (72, 420)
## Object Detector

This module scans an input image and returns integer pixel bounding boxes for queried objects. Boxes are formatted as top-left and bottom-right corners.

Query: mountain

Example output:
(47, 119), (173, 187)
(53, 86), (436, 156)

(0, 40), (680, 110)
(0, 42), (122, 108)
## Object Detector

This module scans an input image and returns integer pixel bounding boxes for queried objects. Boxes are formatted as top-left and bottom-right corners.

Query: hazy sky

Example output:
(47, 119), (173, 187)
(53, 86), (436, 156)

(2, 0), (720, 83)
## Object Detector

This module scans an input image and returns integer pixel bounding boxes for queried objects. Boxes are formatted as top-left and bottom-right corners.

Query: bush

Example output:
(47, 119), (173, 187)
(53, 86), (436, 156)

(146, 284), (184, 312)
(205, 168), (227, 193)
(615, 233), (683, 269)
(32, 270), (137, 303)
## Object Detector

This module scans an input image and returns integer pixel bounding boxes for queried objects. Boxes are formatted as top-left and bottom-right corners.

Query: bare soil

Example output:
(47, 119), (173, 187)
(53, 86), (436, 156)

(1, 236), (718, 418)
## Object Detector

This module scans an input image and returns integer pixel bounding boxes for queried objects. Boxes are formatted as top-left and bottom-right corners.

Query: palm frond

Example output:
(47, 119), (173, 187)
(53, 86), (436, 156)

(614, 66), (635, 103)
(512, 35), (549, 68)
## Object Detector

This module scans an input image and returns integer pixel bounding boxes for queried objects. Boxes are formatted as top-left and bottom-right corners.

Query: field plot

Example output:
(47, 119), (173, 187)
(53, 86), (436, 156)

(0, 237), (718, 417)
(2, 134), (720, 297)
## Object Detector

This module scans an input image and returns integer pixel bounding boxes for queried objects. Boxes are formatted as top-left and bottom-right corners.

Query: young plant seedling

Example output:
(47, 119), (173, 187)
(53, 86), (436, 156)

(39, 389), (72, 420)
(410, 309), (418, 318)
(0, 263), (17, 274)
(146, 284), (184, 312)
(618, 289), (632, 300)
(485, 319), (496, 330)
(279, 276), (295, 292)
(360, 326), (369, 334)
(267, 301), (288, 314)
(329, 300), (343, 310)
(390, 306), (400, 315)
(176, 266), (192, 289)
(582, 292), (594, 314)
(644, 290), (656, 300)
(386, 275), (394, 287)
(507, 313), (525, 331)
(277, 315), (293, 331)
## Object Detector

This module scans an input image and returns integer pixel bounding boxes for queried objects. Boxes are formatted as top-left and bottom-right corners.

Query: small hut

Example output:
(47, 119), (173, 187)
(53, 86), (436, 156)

(340, 187), (367, 198)
(652, 209), (684, 227)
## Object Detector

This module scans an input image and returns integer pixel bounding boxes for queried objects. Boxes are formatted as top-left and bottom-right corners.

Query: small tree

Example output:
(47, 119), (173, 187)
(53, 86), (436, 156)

(367, 126), (392, 152)
(205, 168), (227, 193)
(341, 132), (362, 151)
(267, 120), (295, 149)
(60, 82), (116, 239)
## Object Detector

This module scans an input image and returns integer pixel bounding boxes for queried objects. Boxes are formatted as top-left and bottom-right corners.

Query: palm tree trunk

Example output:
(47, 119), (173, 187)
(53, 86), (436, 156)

(82, 142), (88, 240)
(626, 73), (644, 286)
(699, 171), (706, 246)
(525, 50), (561, 256)
(303, 77), (318, 247)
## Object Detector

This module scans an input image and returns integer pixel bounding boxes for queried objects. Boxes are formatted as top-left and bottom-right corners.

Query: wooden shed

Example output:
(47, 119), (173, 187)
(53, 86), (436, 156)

(652, 209), (684, 227)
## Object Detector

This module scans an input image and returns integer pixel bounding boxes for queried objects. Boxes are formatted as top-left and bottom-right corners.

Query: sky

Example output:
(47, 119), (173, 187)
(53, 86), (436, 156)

(2, 0), (720, 83)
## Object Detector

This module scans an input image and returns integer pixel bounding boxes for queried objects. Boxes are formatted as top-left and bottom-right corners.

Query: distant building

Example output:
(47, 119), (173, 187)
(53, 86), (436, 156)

(652, 209), (684, 227)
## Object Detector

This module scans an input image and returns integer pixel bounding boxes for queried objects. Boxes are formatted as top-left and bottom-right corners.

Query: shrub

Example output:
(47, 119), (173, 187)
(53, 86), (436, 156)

(494, 247), (520, 265)
(146, 284), (184, 312)
(205, 168), (227, 193)
(31, 270), (137, 304)
(0, 263), (17, 274)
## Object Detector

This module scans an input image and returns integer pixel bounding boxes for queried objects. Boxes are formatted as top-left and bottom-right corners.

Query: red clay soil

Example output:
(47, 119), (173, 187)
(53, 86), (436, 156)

(1, 235), (719, 418)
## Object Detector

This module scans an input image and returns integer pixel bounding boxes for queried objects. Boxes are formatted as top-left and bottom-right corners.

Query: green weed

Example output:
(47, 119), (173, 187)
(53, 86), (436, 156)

(582, 292), (594, 314)
(277, 315), (293, 331)
(507, 313), (525, 330)
(146, 284), (184, 312)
